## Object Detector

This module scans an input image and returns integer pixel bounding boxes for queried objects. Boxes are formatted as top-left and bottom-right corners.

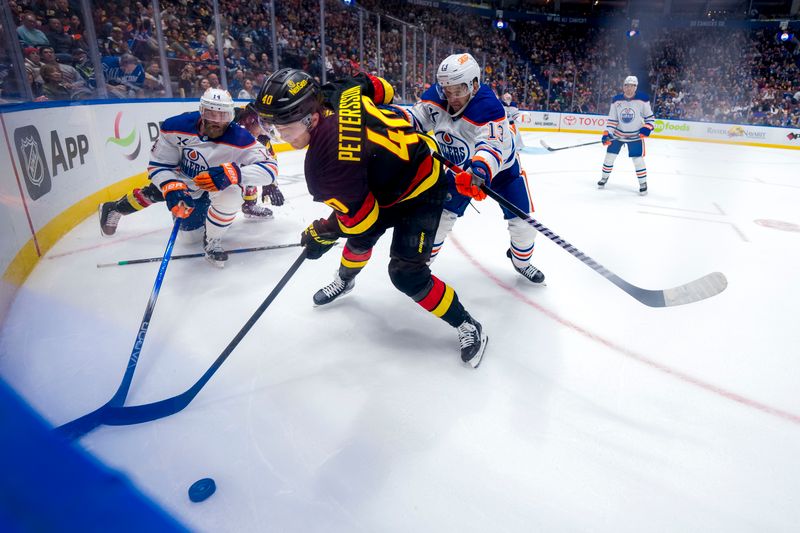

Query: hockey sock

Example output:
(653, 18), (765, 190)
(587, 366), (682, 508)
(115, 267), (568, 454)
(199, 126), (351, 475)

(602, 152), (618, 180)
(242, 185), (258, 205)
(205, 206), (237, 240)
(507, 218), (536, 268)
(633, 156), (647, 185)
(413, 275), (467, 327)
(428, 209), (458, 264)
(116, 183), (163, 215)
(339, 243), (372, 279)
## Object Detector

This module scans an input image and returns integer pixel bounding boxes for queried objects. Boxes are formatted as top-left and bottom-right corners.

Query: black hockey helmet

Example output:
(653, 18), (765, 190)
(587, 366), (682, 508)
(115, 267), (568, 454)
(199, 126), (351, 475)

(253, 68), (322, 125)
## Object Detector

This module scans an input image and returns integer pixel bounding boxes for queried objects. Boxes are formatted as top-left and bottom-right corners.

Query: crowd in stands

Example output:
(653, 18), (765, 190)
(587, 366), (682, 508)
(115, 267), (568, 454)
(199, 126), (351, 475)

(3, 0), (799, 127)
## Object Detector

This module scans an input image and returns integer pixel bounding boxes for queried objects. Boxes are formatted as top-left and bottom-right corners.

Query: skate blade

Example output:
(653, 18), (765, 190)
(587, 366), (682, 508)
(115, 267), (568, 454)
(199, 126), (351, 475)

(312, 286), (354, 307)
(464, 333), (489, 369)
(204, 256), (226, 268)
(98, 204), (115, 238)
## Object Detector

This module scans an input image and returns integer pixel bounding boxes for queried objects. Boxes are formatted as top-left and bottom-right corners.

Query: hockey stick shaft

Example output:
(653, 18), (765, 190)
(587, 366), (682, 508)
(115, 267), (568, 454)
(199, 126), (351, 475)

(431, 152), (726, 307)
(540, 139), (602, 151)
(97, 242), (302, 268)
(88, 249), (308, 428)
(56, 218), (182, 439)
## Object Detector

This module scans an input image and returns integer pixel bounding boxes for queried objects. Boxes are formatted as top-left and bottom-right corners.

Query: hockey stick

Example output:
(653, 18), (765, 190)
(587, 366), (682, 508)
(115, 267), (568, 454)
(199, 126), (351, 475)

(57, 218), (182, 439)
(60, 249), (307, 433)
(97, 242), (302, 268)
(540, 139), (602, 152)
(431, 152), (727, 307)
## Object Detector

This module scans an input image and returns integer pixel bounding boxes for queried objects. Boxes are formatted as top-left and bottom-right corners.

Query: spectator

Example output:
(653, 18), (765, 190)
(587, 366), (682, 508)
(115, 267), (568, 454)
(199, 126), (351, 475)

(40, 63), (71, 99)
(27, 68), (46, 101)
(42, 18), (74, 57)
(103, 53), (145, 97)
(228, 68), (244, 95)
(238, 78), (255, 99)
(197, 77), (211, 96)
(39, 46), (93, 98)
(178, 63), (196, 97)
(17, 12), (50, 47)
(71, 47), (95, 87)
(103, 26), (130, 57)
(207, 72), (220, 89)
(143, 61), (166, 96)
(23, 47), (44, 85)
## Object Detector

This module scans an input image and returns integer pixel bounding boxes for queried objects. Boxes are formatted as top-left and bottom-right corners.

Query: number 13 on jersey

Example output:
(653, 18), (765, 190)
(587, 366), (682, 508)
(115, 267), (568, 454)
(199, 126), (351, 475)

(488, 122), (505, 142)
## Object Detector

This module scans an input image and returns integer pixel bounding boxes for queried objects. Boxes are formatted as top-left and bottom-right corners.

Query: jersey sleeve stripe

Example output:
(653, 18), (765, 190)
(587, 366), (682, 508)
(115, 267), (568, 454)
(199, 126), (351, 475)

(421, 99), (446, 112)
(336, 193), (380, 234)
(215, 139), (257, 149)
(475, 145), (502, 165)
(148, 161), (177, 168)
(461, 115), (504, 128)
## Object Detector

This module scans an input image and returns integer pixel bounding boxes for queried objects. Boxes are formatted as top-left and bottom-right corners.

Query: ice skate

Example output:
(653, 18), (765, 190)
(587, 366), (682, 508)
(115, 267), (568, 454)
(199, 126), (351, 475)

(98, 202), (121, 237)
(241, 201), (273, 219)
(457, 313), (488, 368)
(313, 272), (355, 306)
(506, 249), (545, 284)
(597, 176), (608, 189)
(203, 234), (228, 268)
(639, 182), (648, 196)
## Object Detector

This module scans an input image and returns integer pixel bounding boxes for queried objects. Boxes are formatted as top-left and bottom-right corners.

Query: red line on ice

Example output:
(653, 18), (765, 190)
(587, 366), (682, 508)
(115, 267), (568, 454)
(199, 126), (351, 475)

(451, 236), (800, 426)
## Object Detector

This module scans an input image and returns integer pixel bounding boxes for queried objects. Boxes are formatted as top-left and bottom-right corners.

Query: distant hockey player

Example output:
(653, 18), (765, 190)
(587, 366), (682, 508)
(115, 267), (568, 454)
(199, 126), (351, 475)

(396, 53), (544, 284)
(252, 68), (488, 367)
(598, 75), (655, 195)
(98, 103), (284, 239)
(121, 88), (278, 267)
(501, 92), (525, 151)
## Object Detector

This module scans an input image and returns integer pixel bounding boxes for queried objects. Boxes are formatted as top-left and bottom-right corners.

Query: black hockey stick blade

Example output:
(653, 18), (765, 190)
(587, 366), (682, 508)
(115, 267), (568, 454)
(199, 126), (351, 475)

(540, 139), (602, 152)
(97, 242), (302, 268)
(430, 151), (727, 307)
(85, 249), (308, 428)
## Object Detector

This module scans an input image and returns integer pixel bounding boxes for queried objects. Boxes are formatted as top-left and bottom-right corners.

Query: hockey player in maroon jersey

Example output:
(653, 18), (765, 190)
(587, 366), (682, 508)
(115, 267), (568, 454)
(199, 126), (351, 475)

(253, 68), (488, 367)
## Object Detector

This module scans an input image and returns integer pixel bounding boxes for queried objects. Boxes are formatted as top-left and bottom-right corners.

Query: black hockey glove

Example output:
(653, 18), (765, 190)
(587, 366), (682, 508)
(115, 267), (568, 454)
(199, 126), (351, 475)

(301, 217), (339, 260)
(262, 183), (285, 206)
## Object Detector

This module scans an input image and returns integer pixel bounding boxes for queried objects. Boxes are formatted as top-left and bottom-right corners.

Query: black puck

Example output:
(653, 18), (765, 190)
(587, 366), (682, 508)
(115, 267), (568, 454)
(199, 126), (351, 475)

(188, 478), (216, 502)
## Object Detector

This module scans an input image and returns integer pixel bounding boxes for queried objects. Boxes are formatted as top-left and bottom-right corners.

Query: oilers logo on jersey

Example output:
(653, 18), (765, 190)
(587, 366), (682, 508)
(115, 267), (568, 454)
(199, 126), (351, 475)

(181, 148), (210, 178)
(620, 107), (636, 124)
(436, 131), (470, 166)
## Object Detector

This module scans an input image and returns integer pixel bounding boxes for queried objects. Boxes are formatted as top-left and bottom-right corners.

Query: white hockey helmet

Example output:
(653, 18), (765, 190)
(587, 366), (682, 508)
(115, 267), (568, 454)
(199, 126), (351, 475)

(502, 92), (513, 105)
(623, 75), (638, 86)
(437, 53), (481, 89)
(199, 88), (235, 123)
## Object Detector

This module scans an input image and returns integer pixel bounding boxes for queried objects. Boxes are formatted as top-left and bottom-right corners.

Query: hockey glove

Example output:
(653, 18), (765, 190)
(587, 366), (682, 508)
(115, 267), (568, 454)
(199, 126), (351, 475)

(301, 217), (339, 260)
(161, 180), (195, 218)
(454, 171), (487, 200)
(639, 126), (652, 138)
(602, 132), (613, 146)
(193, 163), (241, 192)
(262, 183), (285, 206)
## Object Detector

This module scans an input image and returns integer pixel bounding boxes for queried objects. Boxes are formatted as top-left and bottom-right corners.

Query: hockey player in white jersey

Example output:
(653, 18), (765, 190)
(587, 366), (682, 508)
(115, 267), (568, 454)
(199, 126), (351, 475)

(98, 103), (283, 238)
(597, 75), (655, 195)
(148, 88), (279, 267)
(502, 92), (525, 151)
(396, 53), (544, 284)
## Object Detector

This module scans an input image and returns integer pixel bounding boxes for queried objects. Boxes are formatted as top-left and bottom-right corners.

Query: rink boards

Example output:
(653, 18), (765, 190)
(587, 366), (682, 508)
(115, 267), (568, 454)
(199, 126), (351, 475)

(1, 99), (798, 321)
